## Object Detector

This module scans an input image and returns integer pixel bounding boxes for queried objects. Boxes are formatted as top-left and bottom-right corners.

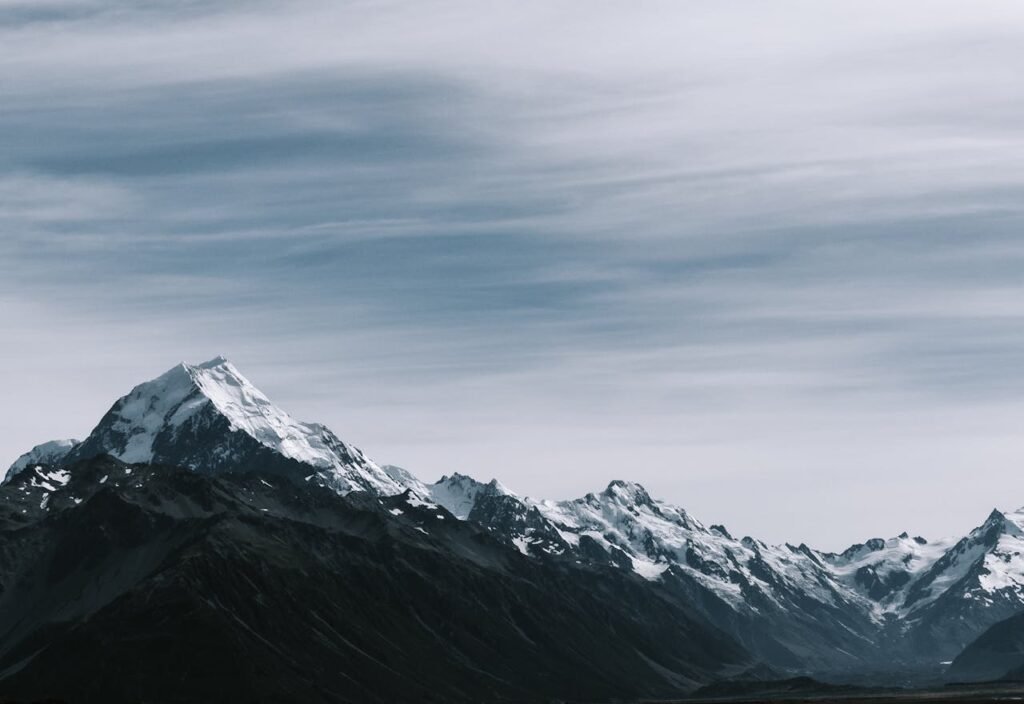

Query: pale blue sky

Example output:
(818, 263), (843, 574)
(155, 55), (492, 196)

(3, 0), (1024, 548)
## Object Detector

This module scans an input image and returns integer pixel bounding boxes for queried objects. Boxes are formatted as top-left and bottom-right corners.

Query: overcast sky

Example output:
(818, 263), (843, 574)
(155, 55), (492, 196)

(3, 0), (1024, 549)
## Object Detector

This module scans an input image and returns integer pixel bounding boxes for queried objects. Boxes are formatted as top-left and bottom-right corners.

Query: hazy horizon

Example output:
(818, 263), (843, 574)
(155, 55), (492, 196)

(4, 1), (1024, 550)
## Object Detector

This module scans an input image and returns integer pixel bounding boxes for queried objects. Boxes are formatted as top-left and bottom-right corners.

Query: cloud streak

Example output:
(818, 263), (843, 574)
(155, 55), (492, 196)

(3, 0), (1024, 548)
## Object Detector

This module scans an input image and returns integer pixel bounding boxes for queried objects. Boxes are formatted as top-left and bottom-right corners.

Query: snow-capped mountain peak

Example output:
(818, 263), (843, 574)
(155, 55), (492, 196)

(600, 479), (655, 507)
(968, 508), (1024, 590)
(991, 508), (1024, 535)
(62, 358), (406, 495)
(428, 472), (513, 519)
(4, 439), (81, 483)
(890, 506), (1024, 635)
(824, 531), (952, 608)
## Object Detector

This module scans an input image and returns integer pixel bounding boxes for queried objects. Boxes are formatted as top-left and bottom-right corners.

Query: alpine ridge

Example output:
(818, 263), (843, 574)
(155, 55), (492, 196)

(6, 357), (1024, 700)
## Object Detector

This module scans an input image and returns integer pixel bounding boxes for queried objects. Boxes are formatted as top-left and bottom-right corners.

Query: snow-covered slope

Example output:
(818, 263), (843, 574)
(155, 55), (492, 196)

(972, 509), (1024, 597)
(419, 470), (1020, 625)
(4, 439), (80, 483)
(404, 476), (886, 668)
(530, 480), (868, 619)
(434, 476), (848, 607)
(822, 533), (953, 613)
(62, 357), (406, 495)
(904, 508), (1024, 612)
(408, 470), (1024, 667)
(888, 508), (1024, 657)
(428, 473), (514, 519)
(381, 465), (429, 495)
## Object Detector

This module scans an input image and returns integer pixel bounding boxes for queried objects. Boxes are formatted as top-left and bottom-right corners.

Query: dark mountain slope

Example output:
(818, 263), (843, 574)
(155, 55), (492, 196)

(947, 610), (1024, 683)
(453, 476), (880, 673)
(0, 457), (751, 704)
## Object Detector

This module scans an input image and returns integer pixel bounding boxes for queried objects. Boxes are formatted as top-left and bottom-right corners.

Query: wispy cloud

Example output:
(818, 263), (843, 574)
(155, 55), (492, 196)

(3, 0), (1024, 547)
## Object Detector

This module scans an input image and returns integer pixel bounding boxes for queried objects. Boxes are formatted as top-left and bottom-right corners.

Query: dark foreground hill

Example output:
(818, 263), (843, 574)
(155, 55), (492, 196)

(0, 456), (749, 704)
(947, 610), (1024, 683)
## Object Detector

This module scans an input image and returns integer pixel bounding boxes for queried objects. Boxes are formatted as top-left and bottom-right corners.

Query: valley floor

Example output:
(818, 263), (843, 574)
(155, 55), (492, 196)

(667, 682), (1024, 704)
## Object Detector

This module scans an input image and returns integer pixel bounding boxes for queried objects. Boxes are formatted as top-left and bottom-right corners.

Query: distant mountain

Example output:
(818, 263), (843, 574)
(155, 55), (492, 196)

(897, 508), (1024, 659)
(426, 472), (515, 520)
(418, 475), (882, 671)
(400, 450), (1024, 672)
(822, 532), (951, 605)
(8, 357), (1024, 695)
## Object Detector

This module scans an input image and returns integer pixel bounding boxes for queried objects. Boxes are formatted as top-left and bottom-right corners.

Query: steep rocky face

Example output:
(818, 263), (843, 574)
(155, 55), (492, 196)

(897, 509), (1024, 659)
(0, 456), (751, 704)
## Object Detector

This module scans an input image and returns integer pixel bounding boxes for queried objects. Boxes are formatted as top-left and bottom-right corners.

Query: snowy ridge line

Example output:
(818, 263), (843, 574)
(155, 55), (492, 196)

(406, 471), (1024, 628)
(9, 356), (1024, 636)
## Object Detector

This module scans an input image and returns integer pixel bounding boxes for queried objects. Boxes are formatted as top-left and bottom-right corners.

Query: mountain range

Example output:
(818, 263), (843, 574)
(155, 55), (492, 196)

(5, 357), (1024, 702)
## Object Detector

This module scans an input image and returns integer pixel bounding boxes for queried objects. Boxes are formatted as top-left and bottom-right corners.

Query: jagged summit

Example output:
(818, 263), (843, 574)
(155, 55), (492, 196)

(436, 472), (512, 494)
(989, 508), (1021, 531)
(602, 479), (654, 506)
(428, 472), (513, 519)
(37, 357), (410, 496)
(824, 531), (951, 607)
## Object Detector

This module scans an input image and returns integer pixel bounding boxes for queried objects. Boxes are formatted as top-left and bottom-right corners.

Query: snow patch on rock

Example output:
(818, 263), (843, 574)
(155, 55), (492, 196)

(5, 439), (80, 483)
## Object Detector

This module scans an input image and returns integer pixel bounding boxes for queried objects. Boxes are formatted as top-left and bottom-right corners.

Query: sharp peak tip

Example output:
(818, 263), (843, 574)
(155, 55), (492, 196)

(192, 355), (232, 369)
